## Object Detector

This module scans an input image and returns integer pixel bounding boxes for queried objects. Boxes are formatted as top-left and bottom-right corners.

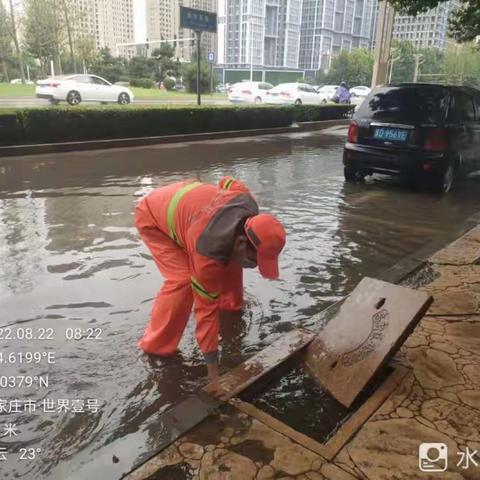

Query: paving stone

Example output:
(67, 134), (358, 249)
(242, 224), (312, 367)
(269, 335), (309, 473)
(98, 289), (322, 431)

(304, 277), (432, 407)
(464, 365), (480, 386)
(445, 322), (480, 356)
(422, 398), (480, 441)
(179, 442), (204, 460)
(320, 464), (358, 480)
(270, 442), (319, 476)
(431, 342), (458, 355)
(458, 390), (480, 410)
(396, 407), (414, 418)
(348, 419), (462, 480)
(306, 472), (326, 480)
(407, 348), (460, 390)
(257, 465), (275, 480)
(426, 289), (479, 316)
(430, 235), (480, 265)
(199, 449), (257, 480)
(437, 391), (460, 404)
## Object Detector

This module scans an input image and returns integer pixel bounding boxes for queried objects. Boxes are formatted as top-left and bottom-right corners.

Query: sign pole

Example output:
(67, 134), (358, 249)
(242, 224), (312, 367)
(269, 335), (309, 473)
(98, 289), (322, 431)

(210, 63), (213, 95)
(196, 31), (202, 106)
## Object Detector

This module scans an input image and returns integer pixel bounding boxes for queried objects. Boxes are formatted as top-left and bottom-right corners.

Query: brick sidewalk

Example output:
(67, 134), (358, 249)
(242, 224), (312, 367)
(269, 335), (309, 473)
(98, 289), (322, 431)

(125, 226), (480, 480)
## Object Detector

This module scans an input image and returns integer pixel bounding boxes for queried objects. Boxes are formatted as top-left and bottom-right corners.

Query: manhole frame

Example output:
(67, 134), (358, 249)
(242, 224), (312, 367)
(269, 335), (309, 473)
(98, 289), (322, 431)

(229, 363), (409, 460)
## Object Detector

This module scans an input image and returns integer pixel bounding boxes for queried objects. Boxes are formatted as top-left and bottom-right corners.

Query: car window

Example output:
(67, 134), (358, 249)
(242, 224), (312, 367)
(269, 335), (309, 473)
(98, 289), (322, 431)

(73, 75), (92, 84)
(356, 86), (448, 123)
(450, 91), (475, 123)
(90, 76), (109, 86)
(306, 85), (317, 93)
(297, 85), (307, 92)
(258, 83), (272, 90)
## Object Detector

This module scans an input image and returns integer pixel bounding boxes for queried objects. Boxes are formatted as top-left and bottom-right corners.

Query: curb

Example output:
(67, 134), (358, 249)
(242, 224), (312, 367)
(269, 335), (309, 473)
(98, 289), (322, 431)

(0, 119), (349, 158)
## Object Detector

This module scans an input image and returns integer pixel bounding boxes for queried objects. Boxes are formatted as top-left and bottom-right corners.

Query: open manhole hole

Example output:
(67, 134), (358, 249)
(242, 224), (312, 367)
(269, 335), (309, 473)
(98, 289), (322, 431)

(234, 358), (407, 460)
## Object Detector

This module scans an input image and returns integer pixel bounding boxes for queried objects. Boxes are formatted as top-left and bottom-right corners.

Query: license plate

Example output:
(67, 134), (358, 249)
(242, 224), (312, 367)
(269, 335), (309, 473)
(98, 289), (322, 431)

(373, 127), (409, 142)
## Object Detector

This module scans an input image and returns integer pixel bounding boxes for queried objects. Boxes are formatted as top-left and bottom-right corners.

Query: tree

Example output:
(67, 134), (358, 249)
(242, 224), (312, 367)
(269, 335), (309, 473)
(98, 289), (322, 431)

(441, 43), (480, 86)
(90, 48), (127, 83)
(59, 0), (79, 73)
(0, 3), (13, 81)
(182, 62), (215, 94)
(152, 42), (180, 81)
(387, 0), (480, 43)
(23, 0), (63, 76)
(389, 40), (416, 83)
(6, 0), (25, 82)
(449, 1), (480, 42)
(75, 36), (97, 71)
(127, 56), (156, 80)
(318, 48), (373, 86)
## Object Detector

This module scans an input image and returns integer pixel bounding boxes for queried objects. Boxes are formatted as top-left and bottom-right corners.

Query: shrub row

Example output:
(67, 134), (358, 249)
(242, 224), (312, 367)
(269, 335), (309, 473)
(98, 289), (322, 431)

(0, 104), (353, 146)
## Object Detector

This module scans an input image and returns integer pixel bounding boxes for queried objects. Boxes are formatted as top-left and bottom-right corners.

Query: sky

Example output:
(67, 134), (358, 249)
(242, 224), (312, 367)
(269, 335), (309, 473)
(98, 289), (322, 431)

(133, 0), (147, 43)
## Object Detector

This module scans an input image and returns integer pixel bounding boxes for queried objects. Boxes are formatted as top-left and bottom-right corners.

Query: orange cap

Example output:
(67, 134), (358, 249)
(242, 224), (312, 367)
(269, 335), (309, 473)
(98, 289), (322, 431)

(244, 214), (286, 280)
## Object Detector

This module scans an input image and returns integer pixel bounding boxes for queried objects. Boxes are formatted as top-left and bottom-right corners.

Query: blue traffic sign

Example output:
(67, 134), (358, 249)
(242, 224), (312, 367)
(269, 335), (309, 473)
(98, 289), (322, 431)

(180, 6), (217, 33)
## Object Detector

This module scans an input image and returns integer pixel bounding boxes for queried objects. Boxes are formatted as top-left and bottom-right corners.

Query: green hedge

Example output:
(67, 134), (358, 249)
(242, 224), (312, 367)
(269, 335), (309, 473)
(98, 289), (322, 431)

(293, 104), (355, 122)
(129, 78), (155, 89)
(0, 104), (352, 146)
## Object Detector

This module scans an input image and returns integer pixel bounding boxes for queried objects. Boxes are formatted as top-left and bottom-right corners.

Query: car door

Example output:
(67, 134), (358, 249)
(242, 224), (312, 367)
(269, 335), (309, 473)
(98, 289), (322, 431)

(472, 90), (480, 171)
(258, 83), (273, 102)
(298, 85), (313, 104)
(90, 76), (113, 101)
(306, 84), (321, 104)
(448, 89), (476, 173)
(70, 75), (95, 101)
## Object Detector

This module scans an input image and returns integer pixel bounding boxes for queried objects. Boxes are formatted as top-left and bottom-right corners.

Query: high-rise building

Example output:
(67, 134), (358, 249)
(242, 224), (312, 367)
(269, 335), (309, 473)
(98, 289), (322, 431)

(299, 0), (377, 72)
(217, 0), (303, 69)
(393, 0), (459, 49)
(145, 0), (216, 61)
(73, 0), (134, 56)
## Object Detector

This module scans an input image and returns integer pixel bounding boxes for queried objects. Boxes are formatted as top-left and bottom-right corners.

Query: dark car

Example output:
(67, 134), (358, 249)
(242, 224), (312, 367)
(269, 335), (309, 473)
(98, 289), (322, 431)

(343, 83), (480, 193)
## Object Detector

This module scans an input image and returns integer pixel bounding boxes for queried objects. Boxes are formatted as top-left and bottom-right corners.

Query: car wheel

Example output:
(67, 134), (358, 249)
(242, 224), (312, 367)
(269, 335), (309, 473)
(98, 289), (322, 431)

(321, 99), (327, 104)
(431, 163), (455, 194)
(344, 167), (365, 182)
(118, 92), (130, 105)
(67, 91), (81, 106)
(49, 98), (60, 105)
(254, 96), (262, 104)
(294, 99), (302, 105)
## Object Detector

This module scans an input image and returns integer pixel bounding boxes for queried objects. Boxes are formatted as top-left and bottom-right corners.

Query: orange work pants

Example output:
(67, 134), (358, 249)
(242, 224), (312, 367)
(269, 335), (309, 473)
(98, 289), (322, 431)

(135, 204), (243, 356)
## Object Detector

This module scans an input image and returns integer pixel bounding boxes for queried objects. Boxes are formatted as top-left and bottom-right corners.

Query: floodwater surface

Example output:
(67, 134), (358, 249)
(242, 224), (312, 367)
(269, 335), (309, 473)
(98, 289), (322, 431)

(1, 129), (480, 479)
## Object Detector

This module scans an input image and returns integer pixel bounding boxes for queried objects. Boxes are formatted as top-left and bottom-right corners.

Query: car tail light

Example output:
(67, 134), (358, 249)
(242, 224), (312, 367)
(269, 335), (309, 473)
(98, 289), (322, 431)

(347, 121), (359, 143)
(280, 91), (291, 97)
(227, 87), (233, 94)
(48, 83), (60, 88)
(242, 90), (252, 95)
(424, 128), (447, 151)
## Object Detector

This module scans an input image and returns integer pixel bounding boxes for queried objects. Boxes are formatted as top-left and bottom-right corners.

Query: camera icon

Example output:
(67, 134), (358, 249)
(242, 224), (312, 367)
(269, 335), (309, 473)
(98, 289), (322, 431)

(419, 443), (448, 472)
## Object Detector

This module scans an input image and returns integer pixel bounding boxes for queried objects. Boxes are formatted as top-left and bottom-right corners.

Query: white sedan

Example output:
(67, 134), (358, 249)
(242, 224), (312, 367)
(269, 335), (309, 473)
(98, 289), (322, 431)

(36, 74), (134, 106)
(265, 83), (328, 105)
(316, 85), (339, 100)
(228, 81), (273, 104)
(350, 85), (371, 97)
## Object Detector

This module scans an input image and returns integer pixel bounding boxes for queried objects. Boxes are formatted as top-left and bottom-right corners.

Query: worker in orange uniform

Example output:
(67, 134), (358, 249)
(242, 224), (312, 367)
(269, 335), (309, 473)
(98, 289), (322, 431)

(135, 176), (286, 380)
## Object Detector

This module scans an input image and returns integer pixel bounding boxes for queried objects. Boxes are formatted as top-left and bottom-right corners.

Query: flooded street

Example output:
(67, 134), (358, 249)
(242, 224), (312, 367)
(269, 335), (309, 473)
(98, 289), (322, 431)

(1, 129), (480, 479)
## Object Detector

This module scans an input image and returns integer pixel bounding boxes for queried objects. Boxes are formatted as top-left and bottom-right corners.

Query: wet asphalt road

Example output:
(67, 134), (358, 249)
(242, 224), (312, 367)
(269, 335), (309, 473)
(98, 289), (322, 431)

(1, 128), (480, 479)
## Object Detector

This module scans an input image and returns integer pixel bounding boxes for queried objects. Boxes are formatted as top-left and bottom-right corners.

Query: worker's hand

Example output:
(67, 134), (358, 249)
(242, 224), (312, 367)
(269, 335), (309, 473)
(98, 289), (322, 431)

(206, 361), (220, 382)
